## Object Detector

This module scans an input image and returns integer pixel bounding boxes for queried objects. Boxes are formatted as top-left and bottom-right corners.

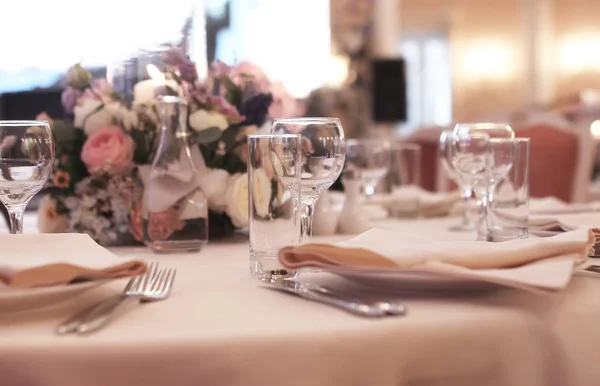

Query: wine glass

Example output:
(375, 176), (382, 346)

(0, 121), (54, 234)
(438, 130), (474, 231)
(452, 123), (515, 240)
(344, 138), (391, 198)
(271, 118), (345, 241)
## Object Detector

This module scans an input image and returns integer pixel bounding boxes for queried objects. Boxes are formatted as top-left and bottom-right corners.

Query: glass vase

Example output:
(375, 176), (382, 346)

(143, 96), (208, 253)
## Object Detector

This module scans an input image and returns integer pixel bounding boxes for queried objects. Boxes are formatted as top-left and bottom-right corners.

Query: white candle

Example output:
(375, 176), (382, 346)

(133, 79), (156, 105)
(133, 65), (181, 105)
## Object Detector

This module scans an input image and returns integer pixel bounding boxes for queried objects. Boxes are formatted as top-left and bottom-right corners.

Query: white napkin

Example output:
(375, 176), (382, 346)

(0, 233), (146, 289)
(279, 228), (595, 292)
(141, 146), (207, 213)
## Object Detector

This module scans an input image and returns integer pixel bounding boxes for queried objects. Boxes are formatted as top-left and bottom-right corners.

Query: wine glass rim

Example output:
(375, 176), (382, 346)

(488, 137), (530, 143)
(454, 122), (512, 128)
(346, 138), (391, 145)
(248, 134), (302, 139)
(273, 117), (341, 124)
(0, 120), (50, 127)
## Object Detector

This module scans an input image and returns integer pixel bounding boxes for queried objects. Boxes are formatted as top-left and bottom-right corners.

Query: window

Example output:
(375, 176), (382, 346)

(0, 0), (199, 92)
(400, 32), (452, 129)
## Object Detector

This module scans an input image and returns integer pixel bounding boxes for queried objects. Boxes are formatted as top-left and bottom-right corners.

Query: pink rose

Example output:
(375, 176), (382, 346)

(268, 82), (304, 119)
(229, 61), (271, 94)
(81, 126), (135, 174)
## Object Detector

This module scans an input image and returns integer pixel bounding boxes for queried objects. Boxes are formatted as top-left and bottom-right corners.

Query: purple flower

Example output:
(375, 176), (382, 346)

(163, 47), (188, 67)
(163, 47), (198, 83)
(178, 61), (198, 83)
(210, 60), (231, 78)
(61, 87), (82, 114)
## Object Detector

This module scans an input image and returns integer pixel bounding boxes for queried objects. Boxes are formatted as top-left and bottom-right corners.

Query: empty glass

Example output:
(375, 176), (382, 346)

(0, 121), (54, 234)
(271, 118), (345, 241)
(452, 124), (514, 240)
(438, 130), (473, 231)
(486, 138), (530, 242)
(248, 134), (302, 281)
(389, 142), (421, 218)
(344, 138), (391, 197)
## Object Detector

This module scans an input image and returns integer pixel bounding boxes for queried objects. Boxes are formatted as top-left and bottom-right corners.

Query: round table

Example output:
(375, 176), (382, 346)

(1, 217), (600, 386)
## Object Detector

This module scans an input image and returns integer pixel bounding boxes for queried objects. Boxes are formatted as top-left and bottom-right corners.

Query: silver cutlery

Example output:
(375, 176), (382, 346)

(56, 262), (160, 335)
(56, 263), (176, 335)
(77, 267), (176, 335)
(264, 279), (406, 317)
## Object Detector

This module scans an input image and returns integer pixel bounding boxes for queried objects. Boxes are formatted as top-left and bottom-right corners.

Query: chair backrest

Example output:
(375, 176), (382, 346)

(514, 124), (589, 202)
(400, 126), (447, 192)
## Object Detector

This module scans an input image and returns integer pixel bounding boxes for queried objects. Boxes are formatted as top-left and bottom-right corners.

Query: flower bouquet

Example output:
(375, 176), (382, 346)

(39, 48), (301, 245)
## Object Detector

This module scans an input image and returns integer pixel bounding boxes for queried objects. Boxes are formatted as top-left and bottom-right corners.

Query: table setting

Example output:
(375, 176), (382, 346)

(3, 57), (600, 386)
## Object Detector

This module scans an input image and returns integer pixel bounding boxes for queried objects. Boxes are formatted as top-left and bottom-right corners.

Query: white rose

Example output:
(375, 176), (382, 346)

(121, 109), (140, 131)
(38, 196), (69, 233)
(74, 99), (123, 135)
(225, 173), (249, 227)
(252, 168), (272, 217)
(198, 168), (230, 211)
(189, 110), (229, 132)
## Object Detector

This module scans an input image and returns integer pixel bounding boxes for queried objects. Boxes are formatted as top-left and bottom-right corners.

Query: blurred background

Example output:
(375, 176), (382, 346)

(2, 0), (600, 191)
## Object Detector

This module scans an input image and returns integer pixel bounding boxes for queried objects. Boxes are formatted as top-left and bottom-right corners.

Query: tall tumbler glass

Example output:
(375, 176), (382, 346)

(486, 138), (530, 242)
(389, 142), (421, 218)
(248, 134), (302, 281)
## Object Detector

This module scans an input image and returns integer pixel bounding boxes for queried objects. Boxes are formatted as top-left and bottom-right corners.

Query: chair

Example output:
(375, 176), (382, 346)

(514, 123), (594, 202)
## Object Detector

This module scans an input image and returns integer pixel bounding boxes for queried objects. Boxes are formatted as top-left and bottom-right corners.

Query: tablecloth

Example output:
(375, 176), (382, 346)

(1, 217), (600, 386)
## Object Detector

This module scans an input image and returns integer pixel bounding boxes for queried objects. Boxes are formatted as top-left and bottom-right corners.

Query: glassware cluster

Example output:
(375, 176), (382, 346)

(443, 123), (530, 241)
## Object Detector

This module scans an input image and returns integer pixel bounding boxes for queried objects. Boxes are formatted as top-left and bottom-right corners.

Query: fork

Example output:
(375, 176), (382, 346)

(75, 267), (176, 334)
(56, 263), (176, 335)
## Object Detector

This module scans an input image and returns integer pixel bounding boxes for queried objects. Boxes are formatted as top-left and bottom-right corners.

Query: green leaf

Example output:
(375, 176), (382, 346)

(52, 120), (78, 143)
(221, 76), (243, 106)
(129, 130), (150, 164)
(195, 127), (223, 144)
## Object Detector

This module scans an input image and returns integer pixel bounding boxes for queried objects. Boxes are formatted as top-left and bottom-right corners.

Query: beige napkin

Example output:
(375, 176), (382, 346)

(529, 197), (600, 215)
(0, 233), (147, 289)
(278, 228), (596, 292)
(370, 188), (461, 217)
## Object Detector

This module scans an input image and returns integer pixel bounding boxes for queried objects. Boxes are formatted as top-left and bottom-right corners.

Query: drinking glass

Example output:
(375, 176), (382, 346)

(271, 118), (345, 241)
(452, 135), (514, 240)
(248, 134), (302, 281)
(389, 142), (421, 218)
(344, 138), (391, 198)
(486, 138), (530, 242)
(438, 130), (473, 231)
(0, 121), (54, 234)
(454, 122), (515, 140)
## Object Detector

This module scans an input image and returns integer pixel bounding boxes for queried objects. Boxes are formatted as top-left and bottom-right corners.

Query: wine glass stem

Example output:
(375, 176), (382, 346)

(300, 202), (315, 243)
(473, 186), (488, 241)
(6, 205), (25, 234)
(460, 185), (473, 227)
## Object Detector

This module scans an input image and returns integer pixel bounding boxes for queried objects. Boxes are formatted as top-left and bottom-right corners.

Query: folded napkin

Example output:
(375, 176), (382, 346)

(279, 228), (596, 292)
(0, 233), (147, 289)
(529, 197), (600, 215)
(370, 188), (461, 217)
(527, 213), (600, 241)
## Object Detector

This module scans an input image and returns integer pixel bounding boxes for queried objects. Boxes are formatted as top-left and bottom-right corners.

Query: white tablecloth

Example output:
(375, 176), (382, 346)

(1, 217), (600, 386)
